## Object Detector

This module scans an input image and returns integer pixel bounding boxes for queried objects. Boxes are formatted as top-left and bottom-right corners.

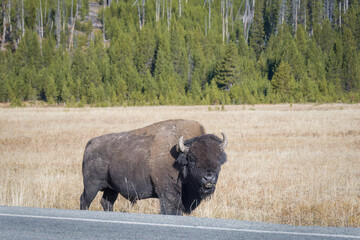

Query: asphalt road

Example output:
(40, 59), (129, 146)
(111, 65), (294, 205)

(0, 206), (359, 240)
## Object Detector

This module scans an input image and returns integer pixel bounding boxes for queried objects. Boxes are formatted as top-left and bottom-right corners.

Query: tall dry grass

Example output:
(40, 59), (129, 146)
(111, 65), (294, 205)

(0, 104), (359, 227)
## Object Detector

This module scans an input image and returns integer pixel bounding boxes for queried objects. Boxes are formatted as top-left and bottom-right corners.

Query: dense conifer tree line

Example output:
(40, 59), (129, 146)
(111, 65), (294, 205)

(0, 0), (359, 106)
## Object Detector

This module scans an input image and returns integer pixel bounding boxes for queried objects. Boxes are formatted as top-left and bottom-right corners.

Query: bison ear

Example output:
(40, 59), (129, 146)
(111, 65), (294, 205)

(175, 153), (188, 179)
(176, 153), (188, 166)
(219, 152), (227, 165)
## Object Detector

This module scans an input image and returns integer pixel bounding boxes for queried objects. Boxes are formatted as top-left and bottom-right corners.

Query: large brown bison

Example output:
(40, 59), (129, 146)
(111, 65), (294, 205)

(80, 119), (228, 215)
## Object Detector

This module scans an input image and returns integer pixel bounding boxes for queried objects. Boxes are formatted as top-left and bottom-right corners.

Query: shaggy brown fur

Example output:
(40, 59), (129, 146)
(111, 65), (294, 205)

(80, 119), (227, 215)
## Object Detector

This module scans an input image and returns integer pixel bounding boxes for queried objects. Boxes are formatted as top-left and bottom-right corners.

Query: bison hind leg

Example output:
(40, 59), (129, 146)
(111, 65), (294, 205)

(80, 188), (98, 210)
(129, 197), (137, 206)
(101, 188), (119, 211)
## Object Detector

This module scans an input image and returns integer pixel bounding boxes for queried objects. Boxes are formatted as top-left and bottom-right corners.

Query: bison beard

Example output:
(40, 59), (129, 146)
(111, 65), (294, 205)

(80, 119), (227, 215)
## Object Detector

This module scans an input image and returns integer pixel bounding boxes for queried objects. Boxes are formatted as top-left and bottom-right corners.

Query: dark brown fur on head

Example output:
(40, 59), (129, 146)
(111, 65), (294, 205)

(175, 134), (227, 213)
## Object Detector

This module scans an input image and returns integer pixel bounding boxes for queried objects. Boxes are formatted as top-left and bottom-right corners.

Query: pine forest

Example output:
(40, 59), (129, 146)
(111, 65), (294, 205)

(1, 0), (360, 106)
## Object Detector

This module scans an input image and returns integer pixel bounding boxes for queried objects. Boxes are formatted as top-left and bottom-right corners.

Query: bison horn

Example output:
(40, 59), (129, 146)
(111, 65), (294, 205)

(178, 136), (189, 153)
(220, 132), (228, 149)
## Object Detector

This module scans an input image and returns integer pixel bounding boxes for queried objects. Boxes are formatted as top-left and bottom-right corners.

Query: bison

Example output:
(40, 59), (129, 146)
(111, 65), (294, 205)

(80, 119), (227, 215)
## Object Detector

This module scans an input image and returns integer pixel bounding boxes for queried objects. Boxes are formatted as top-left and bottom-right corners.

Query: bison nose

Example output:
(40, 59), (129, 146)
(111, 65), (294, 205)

(203, 172), (215, 183)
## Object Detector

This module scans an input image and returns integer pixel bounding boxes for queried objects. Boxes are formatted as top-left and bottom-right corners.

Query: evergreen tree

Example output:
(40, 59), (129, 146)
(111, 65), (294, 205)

(342, 27), (359, 92)
(45, 75), (58, 104)
(271, 61), (295, 99)
(87, 82), (98, 104)
(300, 76), (319, 102)
(135, 26), (156, 74)
(189, 78), (203, 104)
(263, 0), (278, 40)
(326, 34), (343, 95)
(308, 0), (323, 32)
(61, 80), (75, 105)
(295, 25), (308, 56)
(306, 38), (327, 99)
(250, 0), (265, 58)
(0, 0), (359, 106)
(170, 23), (188, 85)
(153, 32), (177, 99)
(314, 19), (335, 57)
(215, 42), (238, 90)
(205, 79), (223, 105)
(114, 74), (128, 103)
(343, 1), (360, 50)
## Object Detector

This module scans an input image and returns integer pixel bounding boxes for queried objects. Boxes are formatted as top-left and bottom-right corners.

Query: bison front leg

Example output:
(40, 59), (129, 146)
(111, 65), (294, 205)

(158, 192), (184, 215)
(100, 188), (119, 211)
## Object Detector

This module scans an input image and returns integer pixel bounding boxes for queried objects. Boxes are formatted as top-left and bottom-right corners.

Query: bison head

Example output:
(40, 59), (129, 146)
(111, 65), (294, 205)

(176, 133), (227, 199)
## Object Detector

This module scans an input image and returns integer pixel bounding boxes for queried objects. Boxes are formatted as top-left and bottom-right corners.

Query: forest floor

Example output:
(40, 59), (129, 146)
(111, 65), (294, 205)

(0, 104), (359, 227)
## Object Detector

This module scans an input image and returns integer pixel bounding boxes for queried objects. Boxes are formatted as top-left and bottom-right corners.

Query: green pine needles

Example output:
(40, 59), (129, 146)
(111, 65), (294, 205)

(1, 0), (360, 106)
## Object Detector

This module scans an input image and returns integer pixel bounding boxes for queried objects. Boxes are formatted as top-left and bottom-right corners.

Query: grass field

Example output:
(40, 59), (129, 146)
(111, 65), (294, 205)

(0, 104), (359, 227)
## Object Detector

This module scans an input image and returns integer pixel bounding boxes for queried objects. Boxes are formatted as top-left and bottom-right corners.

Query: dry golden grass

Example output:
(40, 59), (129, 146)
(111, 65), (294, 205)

(0, 104), (359, 227)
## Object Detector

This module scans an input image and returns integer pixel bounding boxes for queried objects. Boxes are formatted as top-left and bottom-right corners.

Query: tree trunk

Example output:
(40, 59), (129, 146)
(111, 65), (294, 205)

(104, 0), (106, 45)
(156, 0), (160, 21)
(243, 0), (252, 42)
(179, 0), (181, 17)
(56, 0), (61, 48)
(7, 0), (11, 29)
(294, 0), (298, 33)
(15, 0), (20, 49)
(324, 0), (328, 20)
(222, 0), (225, 43)
(63, 0), (66, 32)
(339, 1), (341, 28)
(162, 0), (165, 18)
(7, 0), (10, 23)
(230, 0), (233, 33)
(137, 0), (142, 30)
(167, 0), (171, 31)
(5, 0), (12, 49)
(39, 0), (43, 55)
(243, 0), (247, 42)
(142, 0), (145, 27)
(21, 0), (24, 36)
(281, 0), (285, 25)
(1, 3), (7, 51)
(346, 0), (348, 12)
(252, 0), (255, 19)
(71, 0), (73, 28)
(208, 1), (211, 31)
(225, 0), (229, 42)
(69, 0), (79, 50)
(167, 6), (170, 31)
(44, 0), (47, 24)
(41, 1), (44, 39)
(169, 0), (171, 20)
(304, 0), (306, 30)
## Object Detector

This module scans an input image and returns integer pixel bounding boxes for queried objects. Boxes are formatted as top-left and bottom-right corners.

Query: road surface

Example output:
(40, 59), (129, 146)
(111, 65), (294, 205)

(0, 206), (359, 239)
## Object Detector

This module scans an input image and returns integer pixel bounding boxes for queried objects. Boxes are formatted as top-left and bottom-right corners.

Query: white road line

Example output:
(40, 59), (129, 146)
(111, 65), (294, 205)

(0, 213), (359, 239)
